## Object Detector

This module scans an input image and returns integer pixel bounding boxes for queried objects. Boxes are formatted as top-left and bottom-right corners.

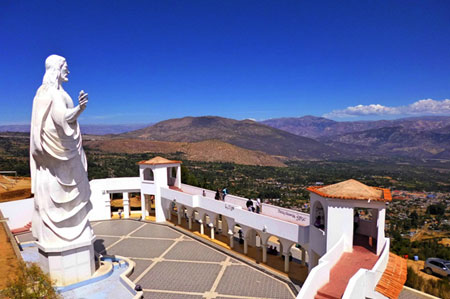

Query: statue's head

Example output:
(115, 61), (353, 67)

(42, 54), (68, 88)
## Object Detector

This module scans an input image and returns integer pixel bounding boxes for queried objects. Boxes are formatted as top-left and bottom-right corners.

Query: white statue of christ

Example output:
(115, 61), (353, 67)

(30, 54), (93, 246)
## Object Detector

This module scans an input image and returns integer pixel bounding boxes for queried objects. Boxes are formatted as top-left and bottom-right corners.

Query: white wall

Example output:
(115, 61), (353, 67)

(298, 236), (346, 299)
(327, 203), (354, 251)
(161, 186), (309, 246)
(181, 184), (311, 226)
(310, 226), (326, 256)
(376, 208), (386, 255)
(261, 204), (309, 226)
(0, 197), (34, 229)
(180, 184), (215, 198)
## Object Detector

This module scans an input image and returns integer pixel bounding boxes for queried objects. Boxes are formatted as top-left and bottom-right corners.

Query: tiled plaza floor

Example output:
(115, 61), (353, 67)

(93, 220), (296, 299)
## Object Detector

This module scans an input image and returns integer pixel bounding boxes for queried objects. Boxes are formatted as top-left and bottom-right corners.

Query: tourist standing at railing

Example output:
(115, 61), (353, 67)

(256, 198), (261, 214)
(246, 198), (254, 212)
(215, 189), (221, 200)
(222, 187), (228, 200)
(354, 211), (360, 233)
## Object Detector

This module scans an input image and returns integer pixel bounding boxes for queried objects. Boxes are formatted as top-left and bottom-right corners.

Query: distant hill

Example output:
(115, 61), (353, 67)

(261, 115), (450, 159)
(119, 116), (342, 160)
(261, 115), (450, 139)
(319, 125), (450, 159)
(0, 125), (30, 133)
(84, 139), (286, 167)
(0, 124), (151, 135)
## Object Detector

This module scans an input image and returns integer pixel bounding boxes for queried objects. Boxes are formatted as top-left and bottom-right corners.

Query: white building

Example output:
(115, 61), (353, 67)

(1, 156), (407, 298)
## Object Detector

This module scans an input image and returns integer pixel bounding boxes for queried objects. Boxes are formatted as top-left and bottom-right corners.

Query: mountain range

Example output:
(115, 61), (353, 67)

(2, 115), (449, 166)
(261, 115), (450, 139)
(0, 124), (151, 135)
(261, 116), (450, 159)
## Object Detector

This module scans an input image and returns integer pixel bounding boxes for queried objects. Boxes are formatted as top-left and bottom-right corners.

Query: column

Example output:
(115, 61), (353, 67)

(279, 238), (294, 273)
(284, 252), (290, 273)
(123, 192), (130, 219)
(188, 216), (193, 230)
(209, 223), (215, 239)
(154, 185), (165, 223)
(301, 248), (306, 265)
(262, 244), (268, 263)
(244, 238), (248, 255)
(199, 220), (204, 235)
(177, 211), (181, 225)
(228, 230), (234, 248)
(167, 202), (172, 221)
(140, 192), (146, 219)
(175, 166), (181, 188)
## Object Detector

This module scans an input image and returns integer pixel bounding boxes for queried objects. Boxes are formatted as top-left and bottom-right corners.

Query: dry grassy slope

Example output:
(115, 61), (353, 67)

(119, 116), (341, 159)
(183, 140), (286, 167)
(84, 138), (286, 167)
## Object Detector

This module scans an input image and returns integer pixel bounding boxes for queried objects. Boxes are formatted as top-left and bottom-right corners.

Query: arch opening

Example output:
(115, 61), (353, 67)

(143, 168), (154, 181)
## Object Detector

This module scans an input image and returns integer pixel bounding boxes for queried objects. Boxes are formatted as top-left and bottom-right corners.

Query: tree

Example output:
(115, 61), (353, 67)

(426, 203), (446, 216)
(0, 262), (60, 299)
(410, 211), (419, 228)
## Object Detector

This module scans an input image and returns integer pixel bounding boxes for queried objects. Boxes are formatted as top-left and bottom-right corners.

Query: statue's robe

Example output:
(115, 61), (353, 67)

(30, 85), (93, 246)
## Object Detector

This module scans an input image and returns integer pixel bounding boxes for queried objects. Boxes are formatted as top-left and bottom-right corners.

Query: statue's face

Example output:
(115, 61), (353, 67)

(60, 62), (69, 82)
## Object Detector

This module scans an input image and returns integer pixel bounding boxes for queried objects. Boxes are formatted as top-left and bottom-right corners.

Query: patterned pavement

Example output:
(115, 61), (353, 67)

(93, 220), (296, 299)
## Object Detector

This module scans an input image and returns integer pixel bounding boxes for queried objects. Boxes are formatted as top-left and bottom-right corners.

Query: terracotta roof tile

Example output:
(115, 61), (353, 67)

(138, 156), (182, 165)
(375, 253), (407, 299)
(307, 179), (391, 202)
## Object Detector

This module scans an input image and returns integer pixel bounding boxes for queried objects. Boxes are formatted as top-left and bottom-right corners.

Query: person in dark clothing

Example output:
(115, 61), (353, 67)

(222, 187), (228, 200)
(238, 229), (244, 244)
(215, 189), (221, 200)
(246, 199), (253, 211)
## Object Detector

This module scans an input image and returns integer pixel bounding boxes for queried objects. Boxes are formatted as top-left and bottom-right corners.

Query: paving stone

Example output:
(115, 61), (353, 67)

(215, 265), (295, 299)
(164, 241), (226, 262)
(90, 220), (295, 299)
(143, 292), (203, 299)
(129, 259), (152, 282)
(131, 223), (181, 239)
(138, 261), (221, 293)
(93, 220), (144, 236)
(16, 232), (35, 243)
(107, 238), (174, 258)
(94, 236), (121, 254)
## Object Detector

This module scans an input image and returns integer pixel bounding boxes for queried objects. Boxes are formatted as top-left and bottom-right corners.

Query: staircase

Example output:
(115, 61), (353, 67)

(315, 235), (378, 299)
(11, 221), (32, 234)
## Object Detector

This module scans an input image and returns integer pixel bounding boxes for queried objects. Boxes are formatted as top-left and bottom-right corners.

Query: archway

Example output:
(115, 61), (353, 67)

(312, 201), (325, 231)
(353, 207), (377, 253)
(143, 168), (154, 181)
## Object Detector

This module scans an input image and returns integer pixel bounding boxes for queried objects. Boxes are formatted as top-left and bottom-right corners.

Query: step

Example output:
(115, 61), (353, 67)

(315, 291), (340, 299)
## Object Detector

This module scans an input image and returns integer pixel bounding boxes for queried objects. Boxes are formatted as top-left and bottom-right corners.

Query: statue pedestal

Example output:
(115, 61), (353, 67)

(36, 236), (97, 286)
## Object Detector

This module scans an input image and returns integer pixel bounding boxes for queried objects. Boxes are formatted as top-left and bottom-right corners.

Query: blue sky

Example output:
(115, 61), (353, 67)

(1, 0), (449, 124)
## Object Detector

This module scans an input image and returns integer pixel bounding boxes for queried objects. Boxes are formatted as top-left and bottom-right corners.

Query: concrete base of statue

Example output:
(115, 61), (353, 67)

(36, 236), (97, 286)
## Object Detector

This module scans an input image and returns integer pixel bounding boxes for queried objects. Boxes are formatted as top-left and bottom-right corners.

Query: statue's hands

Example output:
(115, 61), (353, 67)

(78, 90), (88, 111)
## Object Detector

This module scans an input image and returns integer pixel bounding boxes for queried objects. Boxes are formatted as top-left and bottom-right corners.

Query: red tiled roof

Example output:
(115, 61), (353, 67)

(375, 253), (407, 299)
(307, 179), (391, 202)
(138, 156), (182, 165)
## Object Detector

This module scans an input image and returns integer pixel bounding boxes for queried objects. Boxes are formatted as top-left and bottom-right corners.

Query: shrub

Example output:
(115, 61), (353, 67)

(406, 266), (450, 299)
(0, 262), (60, 299)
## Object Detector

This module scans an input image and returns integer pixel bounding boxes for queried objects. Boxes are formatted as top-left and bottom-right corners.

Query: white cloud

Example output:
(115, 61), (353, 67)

(324, 99), (450, 118)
